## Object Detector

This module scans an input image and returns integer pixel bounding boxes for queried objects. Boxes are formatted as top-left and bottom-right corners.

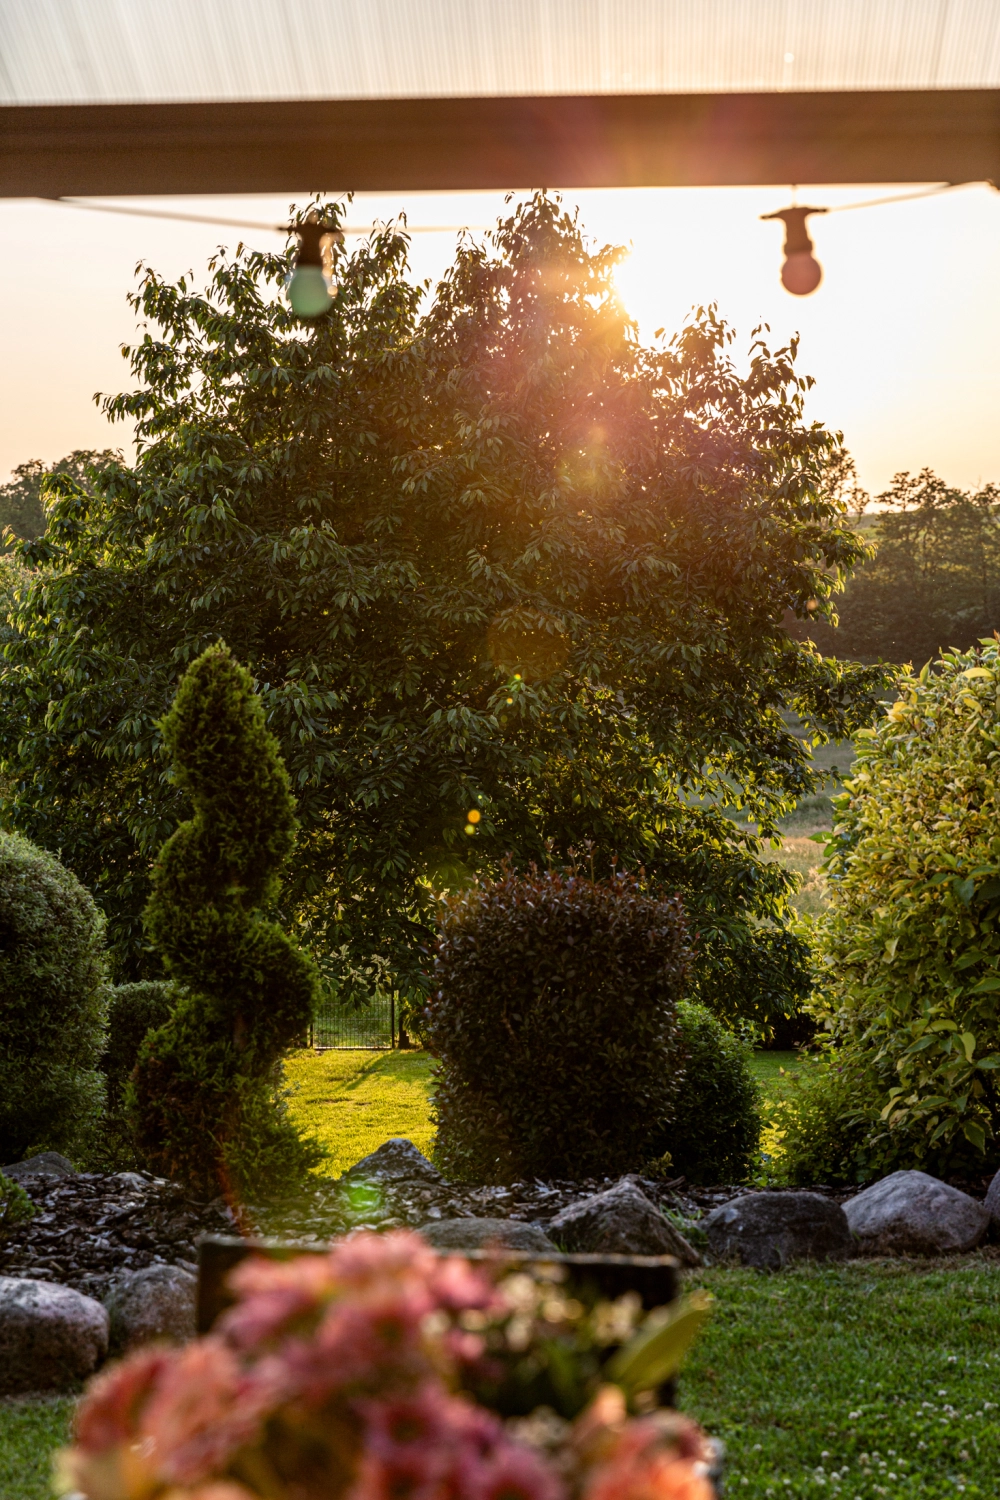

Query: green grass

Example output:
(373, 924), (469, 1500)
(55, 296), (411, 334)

(285, 1048), (437, 1176)
(749, 1049), (803, 1106)
(0, 1396), (73, 1500)
(282, 1045), (806, 1181)
(680, 1258), (1000, 1498)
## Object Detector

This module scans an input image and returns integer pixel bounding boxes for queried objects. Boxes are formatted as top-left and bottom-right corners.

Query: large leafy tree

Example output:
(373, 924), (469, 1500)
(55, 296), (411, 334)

(0, 196), (887, 1016)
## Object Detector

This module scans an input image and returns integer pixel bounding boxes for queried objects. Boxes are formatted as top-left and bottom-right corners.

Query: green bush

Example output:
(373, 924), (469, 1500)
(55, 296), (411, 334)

(0, 831), (109, 1164)
(131, 644), (322, 1198)
(770, 1051), (890, 1186)
(425, 864), (690, 1183)
(782, 642), (1000, 1183)
(0, 1171), (35, 1236)
(95, 981), (175, 1168)
(651, 1001), (762, 1184)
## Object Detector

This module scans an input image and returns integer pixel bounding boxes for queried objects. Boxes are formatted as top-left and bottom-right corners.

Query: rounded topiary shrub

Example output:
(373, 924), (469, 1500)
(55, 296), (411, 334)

(425, 865), (690, 1183)
(651, 1000), (762, 1184)
(0, 831), (109, 1163)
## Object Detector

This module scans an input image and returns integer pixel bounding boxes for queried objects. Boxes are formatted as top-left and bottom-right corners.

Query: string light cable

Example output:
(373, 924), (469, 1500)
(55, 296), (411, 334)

(41, 194), (489, 319)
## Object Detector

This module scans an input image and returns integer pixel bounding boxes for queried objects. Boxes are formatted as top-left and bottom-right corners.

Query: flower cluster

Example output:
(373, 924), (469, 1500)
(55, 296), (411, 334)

(59, 1231), (713, 1500)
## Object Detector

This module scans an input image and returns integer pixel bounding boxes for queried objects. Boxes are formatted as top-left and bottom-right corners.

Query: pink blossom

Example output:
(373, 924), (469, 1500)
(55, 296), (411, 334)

(222, 1253), (339, 1350)
(74, 1346), (178, 1453)
(580, 1420), (713, 1500)
(138, 1337), (275, 1486)
(464, 1440), (564, 1500)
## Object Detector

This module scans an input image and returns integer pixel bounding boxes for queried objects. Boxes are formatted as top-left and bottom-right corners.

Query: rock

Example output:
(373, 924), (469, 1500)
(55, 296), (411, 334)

(0, 1276), (108, 1394)
(985, 1168), (1000, 1228)
(548, 1179), (701, 1266)
(419, 1218), (557, 1253)
(2, 1152), (76, 1182)
(705, 1191), (852, 1271)
(341, 1138), (444, 1186)
(844, 1170), (989, 1255)
(104, 1264), (197, 1354)
(113, 1172), (149, 1191)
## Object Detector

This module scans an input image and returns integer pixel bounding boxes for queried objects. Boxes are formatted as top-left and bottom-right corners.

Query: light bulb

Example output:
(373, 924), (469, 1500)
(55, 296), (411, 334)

(781, 252), (823, 295)
(761, 205), (828, 297)
(287, 265), (333, 319)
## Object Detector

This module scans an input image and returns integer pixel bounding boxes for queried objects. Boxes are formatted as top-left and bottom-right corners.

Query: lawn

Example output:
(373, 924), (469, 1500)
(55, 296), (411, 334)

(284, 1048), (437, 1176)
(680, 1258), (1000, 1499)
(0, 1396), (73, 1500)
(285, 1046), (805, 1179)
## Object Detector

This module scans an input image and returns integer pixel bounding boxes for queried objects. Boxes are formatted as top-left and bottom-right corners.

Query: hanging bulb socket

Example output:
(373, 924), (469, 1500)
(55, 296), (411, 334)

(285, 216), (343, 320)
(761, 205), (828, 295)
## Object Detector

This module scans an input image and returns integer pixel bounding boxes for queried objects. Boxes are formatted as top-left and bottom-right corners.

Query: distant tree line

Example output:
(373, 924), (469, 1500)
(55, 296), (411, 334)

(791, 467), (1000, 667)
(0, 451), (118, 550)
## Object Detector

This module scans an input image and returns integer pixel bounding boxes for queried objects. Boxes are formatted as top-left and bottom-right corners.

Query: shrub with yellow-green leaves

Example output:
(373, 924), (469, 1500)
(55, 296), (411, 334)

(779, 641), (1000, 1183)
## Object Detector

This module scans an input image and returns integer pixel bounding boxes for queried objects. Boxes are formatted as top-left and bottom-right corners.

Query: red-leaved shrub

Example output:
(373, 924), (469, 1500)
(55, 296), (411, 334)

(424, 866), (690, 1182)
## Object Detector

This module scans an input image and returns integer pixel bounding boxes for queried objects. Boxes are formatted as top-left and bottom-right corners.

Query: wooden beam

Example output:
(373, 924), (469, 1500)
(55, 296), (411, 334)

(2, 89), (999, 196)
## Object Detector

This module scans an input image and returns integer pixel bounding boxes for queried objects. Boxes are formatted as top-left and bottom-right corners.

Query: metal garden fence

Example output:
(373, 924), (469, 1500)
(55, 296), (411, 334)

(309, 991), (396, 1049)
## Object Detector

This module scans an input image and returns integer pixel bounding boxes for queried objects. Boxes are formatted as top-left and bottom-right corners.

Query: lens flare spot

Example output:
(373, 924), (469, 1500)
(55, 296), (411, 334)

(466, 809), (481, 824)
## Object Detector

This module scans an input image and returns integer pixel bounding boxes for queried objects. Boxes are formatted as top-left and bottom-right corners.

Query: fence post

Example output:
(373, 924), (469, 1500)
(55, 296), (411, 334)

(391, 991), (396, 1049)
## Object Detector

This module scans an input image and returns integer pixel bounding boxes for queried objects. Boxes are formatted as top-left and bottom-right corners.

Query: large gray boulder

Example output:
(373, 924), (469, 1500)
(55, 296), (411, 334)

(548, 1179), (701, 1266)
(985, 1168), (1000, 1229)
(419, 1217), (556, 1253)
(705, 1191), (852, 1271)
(2, 1152), (76, 1183)
(341, 1138), (443, 1185)
(416, 1218), (554, 1254)
(104, 1264), (197, 1354)
(844, 1170), (989, 1255)
(0, 1276), (108, 1395)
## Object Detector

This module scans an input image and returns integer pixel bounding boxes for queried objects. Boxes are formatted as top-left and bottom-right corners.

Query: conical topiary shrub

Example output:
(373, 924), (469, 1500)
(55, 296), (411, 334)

(130, 643), (321, 1198)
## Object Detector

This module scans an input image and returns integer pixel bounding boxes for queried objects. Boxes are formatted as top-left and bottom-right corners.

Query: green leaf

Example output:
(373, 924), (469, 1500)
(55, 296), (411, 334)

(605, 1292), (713, 1394)
(954, 876), (976, 905)
(962, 1119), (987, 1151)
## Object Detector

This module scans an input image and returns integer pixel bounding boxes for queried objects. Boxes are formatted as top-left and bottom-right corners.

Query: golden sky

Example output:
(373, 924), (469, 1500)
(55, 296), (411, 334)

(2, 181), (998, 496)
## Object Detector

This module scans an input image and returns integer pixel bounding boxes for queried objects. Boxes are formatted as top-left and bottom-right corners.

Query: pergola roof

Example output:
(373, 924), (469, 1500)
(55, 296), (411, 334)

(5, 0), (1000, 105)
(2, 0), (999, 194)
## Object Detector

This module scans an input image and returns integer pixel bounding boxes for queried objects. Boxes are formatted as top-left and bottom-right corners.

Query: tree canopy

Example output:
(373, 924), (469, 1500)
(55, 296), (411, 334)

(0, 195), (888, 1014)
(790, 468), (1000, 667)
(0, 450), (117, 552)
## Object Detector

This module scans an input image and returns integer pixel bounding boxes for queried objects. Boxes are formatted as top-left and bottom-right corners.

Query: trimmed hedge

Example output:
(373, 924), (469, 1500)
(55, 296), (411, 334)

(425, 865), (690, 1182)
(0, 831), (109, 1164)
(95, 981), (175, 1169)
(654, 1001), (762, 1184)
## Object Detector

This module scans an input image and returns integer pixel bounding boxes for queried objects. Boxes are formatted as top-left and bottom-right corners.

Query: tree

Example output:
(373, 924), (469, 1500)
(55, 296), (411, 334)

(0, 451), (117, 551)
(0, 195), (888, 1016)
(789, 469), (1000, 666)
(131, 643), (320, 1197)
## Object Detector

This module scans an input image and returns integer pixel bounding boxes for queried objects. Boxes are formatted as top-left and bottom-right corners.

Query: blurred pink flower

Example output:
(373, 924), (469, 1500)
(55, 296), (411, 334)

(581, 1419), (713, 1500)
(74, 1346), (177, 1453)
(466, 1439), (564, 1500)
(139, 1338), (275, 1486)
(223, 1252), (339, 1350)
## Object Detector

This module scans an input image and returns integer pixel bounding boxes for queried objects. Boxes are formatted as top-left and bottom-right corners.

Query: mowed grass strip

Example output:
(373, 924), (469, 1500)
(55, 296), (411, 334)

(284, 1048), (437, 1176)
(0, 1396), (74, 1500)
(680, 1259), (1000, 1499)
(284, 1045), (803, 1182)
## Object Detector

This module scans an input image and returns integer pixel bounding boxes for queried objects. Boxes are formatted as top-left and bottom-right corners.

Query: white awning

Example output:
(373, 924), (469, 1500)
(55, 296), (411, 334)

(4, 0), (1000, 108)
